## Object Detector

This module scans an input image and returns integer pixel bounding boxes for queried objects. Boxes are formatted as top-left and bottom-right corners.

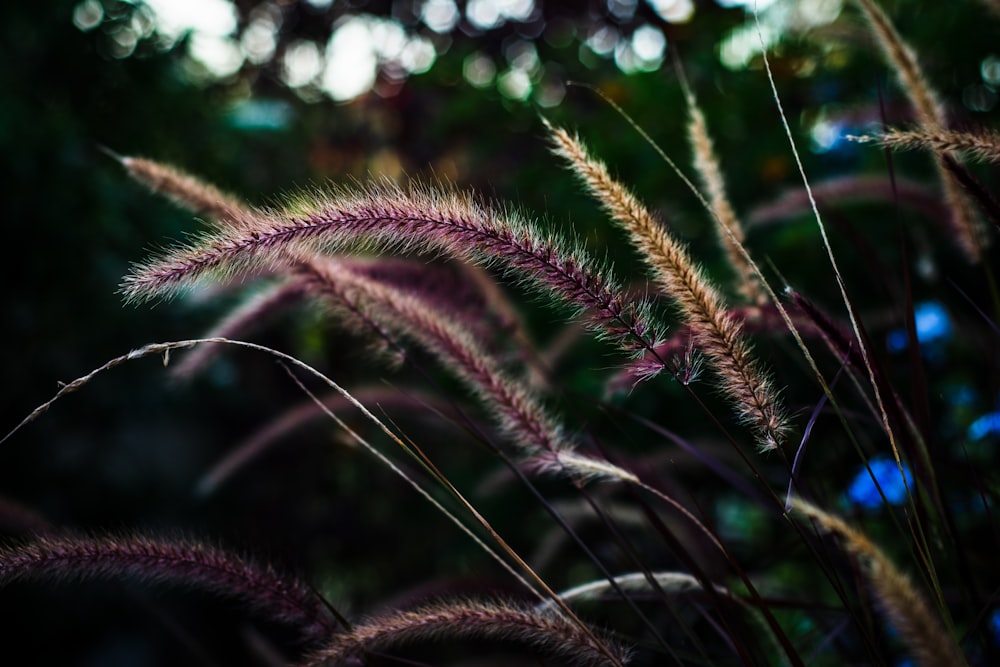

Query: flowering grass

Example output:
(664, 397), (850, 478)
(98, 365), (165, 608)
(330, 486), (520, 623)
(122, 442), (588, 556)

(2, 2), (999, 666)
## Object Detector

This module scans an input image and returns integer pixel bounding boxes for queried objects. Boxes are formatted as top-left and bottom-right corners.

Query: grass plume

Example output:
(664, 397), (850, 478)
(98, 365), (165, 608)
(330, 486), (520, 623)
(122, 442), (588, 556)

(0, 532), (338, 641)
(790, 499), (967, 667)
(300, 598), (629, 667)
(122, 181), (668, 376)
(112, 154), (248, 226)
(850, 126), (1000, 164)
(747, 174), (949, 228)
(169, 280), (308, 379)
(545, 120), (788, 451)
(854, 0), (986, 261)
(684, 91), (763, 304)
(297, 254), (571, 456)
(297, 254), (640, 485)
(8, 7), (997, 663)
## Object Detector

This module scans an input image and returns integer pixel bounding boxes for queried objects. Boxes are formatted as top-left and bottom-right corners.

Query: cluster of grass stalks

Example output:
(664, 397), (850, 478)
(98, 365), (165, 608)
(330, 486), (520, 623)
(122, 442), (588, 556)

(4, 1), (1000, 665)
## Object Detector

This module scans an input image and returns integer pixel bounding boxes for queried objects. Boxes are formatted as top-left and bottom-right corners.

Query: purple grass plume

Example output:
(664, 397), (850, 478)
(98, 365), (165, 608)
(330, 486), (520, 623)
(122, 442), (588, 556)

(747, 175), (949, 229)
(170, 280), (308, 380)
(196, 386), (475, 496)
(0, 532), (339, 642)
(113, 154), (248, 226)
(122, 180), (668, 377)
(300, 598), (629, 667)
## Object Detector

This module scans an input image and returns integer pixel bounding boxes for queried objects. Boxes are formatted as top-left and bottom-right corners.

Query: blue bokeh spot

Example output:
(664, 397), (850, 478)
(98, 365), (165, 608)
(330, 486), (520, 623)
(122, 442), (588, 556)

(847, 455), (914, 509)
(227, 99), (294, 131)
(886, 301), (952, 353)
(945, 384), (977, 409)
(968, 412), (1000, 440)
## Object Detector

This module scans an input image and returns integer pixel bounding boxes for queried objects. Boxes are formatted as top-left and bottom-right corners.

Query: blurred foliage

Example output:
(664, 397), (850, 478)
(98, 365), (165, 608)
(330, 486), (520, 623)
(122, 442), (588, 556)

(2, 0), (1000, 665)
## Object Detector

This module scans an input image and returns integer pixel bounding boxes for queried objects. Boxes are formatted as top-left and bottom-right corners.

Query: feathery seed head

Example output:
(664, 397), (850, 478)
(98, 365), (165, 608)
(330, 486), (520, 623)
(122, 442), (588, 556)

(302, 598), (629, 667)
(850, 127), (1000, 165)
(124, 179), (667, 373)
(791, 499), (967, 667)
(684, 92), (763, 304)
(0, 532), (338, 641)
(118, 155), (249, 227)
(546, 120), (789, 450)
(854, 0), (987, 261)
(524, 448), (640, 485)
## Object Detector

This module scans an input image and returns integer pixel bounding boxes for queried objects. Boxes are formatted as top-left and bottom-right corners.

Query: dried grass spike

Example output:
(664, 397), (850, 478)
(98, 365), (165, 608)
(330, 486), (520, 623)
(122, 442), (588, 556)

(524, 449), (640, 485)
(854, 0), (942, 127)
(790, 499), (966, 667)
(117, 155), (249, 227)
(850, 127), (1000, 164)
(546, 120), (788, 450)
(747, 175), (948, 228)
(543, 571), (720, 609)
(685, 91), (763, 304)
(855, 0), (986, 261)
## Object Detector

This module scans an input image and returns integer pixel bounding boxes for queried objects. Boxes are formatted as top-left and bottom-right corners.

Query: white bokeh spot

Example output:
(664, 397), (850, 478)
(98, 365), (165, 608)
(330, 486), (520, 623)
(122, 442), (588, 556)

(142, 0), (237, 40)
(282, 40), (323, 88)
(322, 17), (379, 101)
(422, 0), (460, 33)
